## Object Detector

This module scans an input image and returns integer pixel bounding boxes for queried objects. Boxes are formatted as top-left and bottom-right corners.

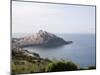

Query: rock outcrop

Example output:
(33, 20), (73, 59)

(12, 30), (72, 47)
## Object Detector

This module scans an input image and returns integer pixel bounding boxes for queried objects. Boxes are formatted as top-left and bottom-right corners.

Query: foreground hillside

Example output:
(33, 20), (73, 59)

(11, 47), (95, 74)
(12, 47), (78, 74)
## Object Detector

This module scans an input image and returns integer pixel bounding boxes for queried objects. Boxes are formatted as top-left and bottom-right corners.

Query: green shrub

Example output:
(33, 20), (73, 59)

(45, 61), (78, 72)
(45, 58), (52, 62)
(33, 53), (40, 58)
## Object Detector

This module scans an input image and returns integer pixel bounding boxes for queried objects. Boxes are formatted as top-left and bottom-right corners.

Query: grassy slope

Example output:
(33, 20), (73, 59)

(11, 48), (96, 74)
(12, 48), (52, 74)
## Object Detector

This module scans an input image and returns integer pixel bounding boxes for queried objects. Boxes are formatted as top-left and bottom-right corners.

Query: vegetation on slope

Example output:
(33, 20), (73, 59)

(11, 47), (96, 74)
(45, 60), (78, 72)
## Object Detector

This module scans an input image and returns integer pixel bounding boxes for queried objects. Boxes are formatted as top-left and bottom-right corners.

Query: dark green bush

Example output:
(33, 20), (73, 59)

(45, 58), (52, 62)
(32, 53), (40, 58)
(45, 61), (78, 72)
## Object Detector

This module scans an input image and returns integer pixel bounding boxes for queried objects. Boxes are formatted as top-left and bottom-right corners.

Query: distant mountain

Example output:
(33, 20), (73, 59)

(12, 30), (72, 47)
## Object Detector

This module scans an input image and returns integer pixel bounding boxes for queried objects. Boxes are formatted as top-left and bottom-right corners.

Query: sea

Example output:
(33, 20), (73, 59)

(12, 33), (96, 68)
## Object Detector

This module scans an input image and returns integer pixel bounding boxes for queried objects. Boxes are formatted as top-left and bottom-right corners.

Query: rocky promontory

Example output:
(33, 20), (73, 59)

(12, 30), (72, 48)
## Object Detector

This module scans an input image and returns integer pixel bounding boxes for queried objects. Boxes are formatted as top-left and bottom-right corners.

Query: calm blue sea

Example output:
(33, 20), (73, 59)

(12, 33), (96, 68)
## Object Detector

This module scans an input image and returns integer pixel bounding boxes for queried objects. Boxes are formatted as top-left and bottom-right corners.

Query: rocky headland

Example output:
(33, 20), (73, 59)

(12, 30), (72, 48)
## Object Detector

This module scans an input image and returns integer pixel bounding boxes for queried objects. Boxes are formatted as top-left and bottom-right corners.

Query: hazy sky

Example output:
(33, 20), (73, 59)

(12, 1), (95, 34)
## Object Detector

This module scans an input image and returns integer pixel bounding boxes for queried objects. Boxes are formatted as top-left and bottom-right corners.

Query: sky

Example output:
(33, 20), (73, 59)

(12, 1), (96, 34)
